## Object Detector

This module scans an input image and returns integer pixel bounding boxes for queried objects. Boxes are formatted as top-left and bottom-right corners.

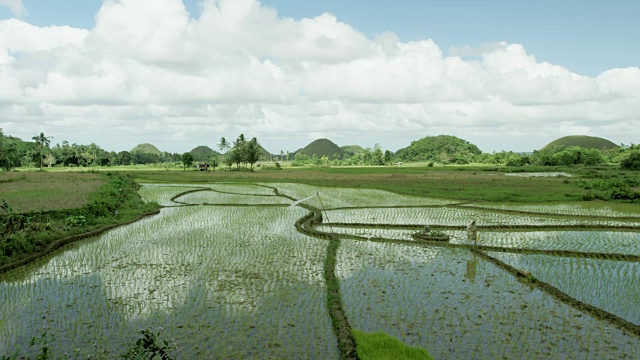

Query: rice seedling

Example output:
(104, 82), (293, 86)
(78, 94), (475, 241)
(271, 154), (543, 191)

(262, 183), (454, 209)
(324, 207), (639, 227)
(449, 230), (640, 255)
(0, 206), (338, 358)
(489, 252), (640, 325)
(2, 182), (638, 358)
(315, 225), (417, 241)
(336, 240), (640, 359)
(460, 201), (640, 218)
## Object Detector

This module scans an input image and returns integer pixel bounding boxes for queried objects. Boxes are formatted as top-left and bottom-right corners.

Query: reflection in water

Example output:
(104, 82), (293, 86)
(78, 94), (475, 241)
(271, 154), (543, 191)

(0, 206), (338, 359)
(465, 259), (477, 283)
(337, 241), (640, 360)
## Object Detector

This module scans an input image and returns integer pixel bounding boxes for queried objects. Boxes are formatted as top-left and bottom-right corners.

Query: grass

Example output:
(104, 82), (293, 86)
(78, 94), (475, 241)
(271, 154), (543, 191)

(128, 167), (589, 202)
(353, 330), (432, 360)
(0, 172), (105, 213)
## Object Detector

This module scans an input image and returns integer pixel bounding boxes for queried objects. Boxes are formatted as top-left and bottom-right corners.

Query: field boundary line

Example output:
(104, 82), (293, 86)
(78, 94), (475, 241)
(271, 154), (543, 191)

(325, 222), (640, 231)
(451, 204), (640, 221)
(312, 230), (640, 262)
(472, 248), (640, 339)
(285, 188), (360, 360)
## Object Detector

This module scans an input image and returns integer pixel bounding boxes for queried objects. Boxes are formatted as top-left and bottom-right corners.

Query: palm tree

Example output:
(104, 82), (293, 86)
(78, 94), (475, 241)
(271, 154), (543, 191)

(218, 137), (230, 153)
(246, 137), (261, 169)
(233, 134), (247, 168)
(32, 132), (52, 169)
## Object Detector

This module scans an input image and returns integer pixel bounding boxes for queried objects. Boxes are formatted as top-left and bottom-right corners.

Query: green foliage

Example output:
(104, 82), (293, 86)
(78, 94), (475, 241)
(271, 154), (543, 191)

(181, 152), (194, 170)
(121, 328), (175, 360)
(577, 174), (640, 200)
(620, 150), (640, 170)
(0, 128), (31, 170)
(223, 134), (264, 170)
(131, 143), (162, 155)
(291, 153), (310, 166)
(353, 330), (433, 360)
(297, 138), (344, 159)
(395, 135), (481, 164)
(0, 331), (54, 360)
(1, 199), (11, 215)
(0, 174), (159, 267)
(209, 155), (220, 171)
(64, 215), (86, 226)
(31, 132), (53, 169)
(189, 145), (218, 162)
(541, 135), (618, 151)
(341, 144), (365, 157)
(245, 138), (262, 169)
(1, 329), (174, 360)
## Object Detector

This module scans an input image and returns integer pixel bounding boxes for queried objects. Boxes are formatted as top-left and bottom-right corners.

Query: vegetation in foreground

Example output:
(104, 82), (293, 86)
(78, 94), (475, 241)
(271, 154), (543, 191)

(0, 173), (159, 269)
(1, 328), (176, 360)
(353, 330), (433, 360)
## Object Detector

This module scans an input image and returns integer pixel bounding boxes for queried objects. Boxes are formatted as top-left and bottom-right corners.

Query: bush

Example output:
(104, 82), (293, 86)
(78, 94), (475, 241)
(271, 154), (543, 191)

(620, 151), (640, 170)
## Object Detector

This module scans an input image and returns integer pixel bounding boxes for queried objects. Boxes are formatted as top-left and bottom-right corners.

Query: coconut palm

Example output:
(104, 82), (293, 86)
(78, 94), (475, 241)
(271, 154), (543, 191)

(218, 137), (230, 153)
(32, 132), (52, 169)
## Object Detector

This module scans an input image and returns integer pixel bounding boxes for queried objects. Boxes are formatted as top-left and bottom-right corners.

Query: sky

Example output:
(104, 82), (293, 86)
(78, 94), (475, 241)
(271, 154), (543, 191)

(0, 0), (638, 154)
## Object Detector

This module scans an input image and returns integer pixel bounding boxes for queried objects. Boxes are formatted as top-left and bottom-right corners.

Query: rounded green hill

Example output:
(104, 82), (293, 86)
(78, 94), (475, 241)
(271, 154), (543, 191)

(130, 143), (162, 154)
(541, 135), (618, 151)
(190, 145), (218, 161)
(297, 139), (344, 159)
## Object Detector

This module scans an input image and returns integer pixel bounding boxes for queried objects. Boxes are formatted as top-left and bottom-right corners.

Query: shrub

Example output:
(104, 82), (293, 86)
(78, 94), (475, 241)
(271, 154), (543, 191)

(620, 151), (640, 170)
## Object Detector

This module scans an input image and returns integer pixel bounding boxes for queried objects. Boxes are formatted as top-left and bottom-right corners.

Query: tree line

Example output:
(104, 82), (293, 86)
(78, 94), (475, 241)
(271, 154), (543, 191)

(2, 129), (638, 171)
(1, 129), (184, 170)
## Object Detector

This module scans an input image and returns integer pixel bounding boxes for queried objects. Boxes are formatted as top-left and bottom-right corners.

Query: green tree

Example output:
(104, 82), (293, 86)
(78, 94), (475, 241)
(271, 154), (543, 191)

(245, 138), (261, 169)
(0, 139), (20, 170)
(621, 151), (640, 170)
(118, 151), (132, 165)
(181, 152), (194, 170)
(218, 137), (231, 161)
(224, 150), (235, 170)
(372, 144), (384, 165)
(232, 134), (248, 168)
(384, 150), (392, 164)
(209, 154), (220, 171)
(31, 132), (52, 169)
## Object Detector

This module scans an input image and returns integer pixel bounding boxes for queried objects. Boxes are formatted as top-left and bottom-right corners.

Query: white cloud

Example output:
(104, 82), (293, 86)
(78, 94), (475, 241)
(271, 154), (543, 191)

(0, 0), (638, 153)
(0, 0), (25, 17)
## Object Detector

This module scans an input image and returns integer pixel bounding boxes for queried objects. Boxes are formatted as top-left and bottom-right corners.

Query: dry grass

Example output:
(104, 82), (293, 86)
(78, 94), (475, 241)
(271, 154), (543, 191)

(0, 172), (105, 213)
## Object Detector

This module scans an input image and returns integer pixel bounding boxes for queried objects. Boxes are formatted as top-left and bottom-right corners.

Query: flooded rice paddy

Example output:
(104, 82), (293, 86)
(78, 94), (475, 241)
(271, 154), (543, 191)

(1, 183), (638, 358)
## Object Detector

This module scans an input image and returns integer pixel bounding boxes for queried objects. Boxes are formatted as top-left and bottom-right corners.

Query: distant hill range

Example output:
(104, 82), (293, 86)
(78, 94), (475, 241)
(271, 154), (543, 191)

(395, 135), (482, 163)
(131, 143), (162, 154)
(541, 135), (619, 151)
(296, 138), (344, 159)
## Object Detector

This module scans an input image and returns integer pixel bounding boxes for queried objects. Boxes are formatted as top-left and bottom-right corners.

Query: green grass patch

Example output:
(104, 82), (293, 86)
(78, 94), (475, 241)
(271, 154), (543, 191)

(353, 330), (433, 360)
(128, 167), (589, 203)
(0, 172), (105, 213)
